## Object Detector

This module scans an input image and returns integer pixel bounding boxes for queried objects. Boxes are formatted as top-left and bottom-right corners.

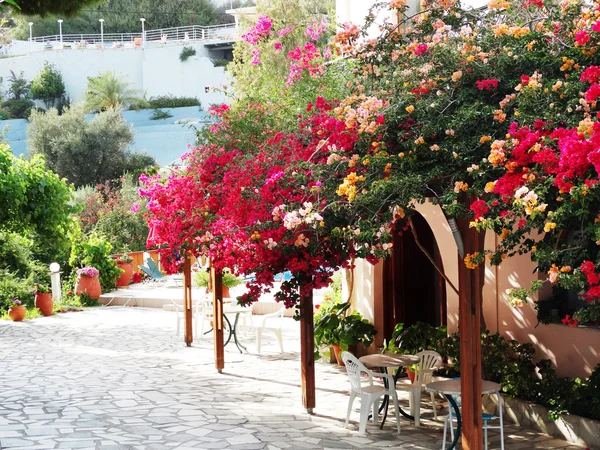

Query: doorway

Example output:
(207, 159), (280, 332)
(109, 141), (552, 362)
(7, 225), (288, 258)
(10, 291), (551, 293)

(382, 212), (447, 341)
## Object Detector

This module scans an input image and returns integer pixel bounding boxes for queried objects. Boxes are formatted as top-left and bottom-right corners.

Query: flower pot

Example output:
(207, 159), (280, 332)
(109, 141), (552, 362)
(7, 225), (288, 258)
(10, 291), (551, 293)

(329, 346), (338, 364)
(117, 262), (133, 287)
(35, 293), (53, 316)
(406, 366), (416, 383)
(222, 285), (231, 299)
(8, 305), (26, 322)
(75, 275), (102, 299)
(332, 344), (344, 365)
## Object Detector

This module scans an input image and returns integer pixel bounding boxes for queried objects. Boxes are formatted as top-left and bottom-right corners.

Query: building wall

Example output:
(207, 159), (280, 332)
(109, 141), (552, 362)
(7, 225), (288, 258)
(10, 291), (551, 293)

(346, 202), (600, 377)
(0, 42), (226, 107)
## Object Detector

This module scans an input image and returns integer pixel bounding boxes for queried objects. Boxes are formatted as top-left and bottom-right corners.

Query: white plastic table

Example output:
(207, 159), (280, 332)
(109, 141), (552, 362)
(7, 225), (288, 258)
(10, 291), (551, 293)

(426, 380), (501, 450)
(359, 353), (420, 428)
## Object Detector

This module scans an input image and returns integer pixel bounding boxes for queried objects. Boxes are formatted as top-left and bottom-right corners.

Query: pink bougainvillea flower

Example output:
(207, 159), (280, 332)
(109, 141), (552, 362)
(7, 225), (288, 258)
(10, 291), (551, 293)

(274, 42), (283, 51)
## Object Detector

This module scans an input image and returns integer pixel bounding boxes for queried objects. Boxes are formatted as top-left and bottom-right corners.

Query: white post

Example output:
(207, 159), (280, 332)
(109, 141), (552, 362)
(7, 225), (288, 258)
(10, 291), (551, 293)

(99, 19), (104, 47)
(57, 19), (63, 44)
(140, 18), (146, 48)
(49, 263), (62, 303)
(28, 22), (33, 51)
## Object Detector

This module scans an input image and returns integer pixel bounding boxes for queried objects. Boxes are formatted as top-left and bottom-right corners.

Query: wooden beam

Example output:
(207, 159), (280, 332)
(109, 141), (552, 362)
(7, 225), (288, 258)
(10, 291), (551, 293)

(457, 218), (485, 450)
(183, 255), (193, 347)
(300, 284), (316, 413)
(211, 266), (225, 373)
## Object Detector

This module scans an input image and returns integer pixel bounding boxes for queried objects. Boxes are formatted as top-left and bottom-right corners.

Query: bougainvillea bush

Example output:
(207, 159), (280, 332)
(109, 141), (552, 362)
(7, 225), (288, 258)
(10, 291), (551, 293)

(143, 0), (600, 324)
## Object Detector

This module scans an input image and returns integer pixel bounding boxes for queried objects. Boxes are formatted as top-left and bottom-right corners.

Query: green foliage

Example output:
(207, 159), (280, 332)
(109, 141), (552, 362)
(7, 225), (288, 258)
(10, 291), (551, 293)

(85, 71), (144, 113)
(30, 62), (66, 109)
(8, 0), (102, 17)
(179, 46), (196, 62)
(193, 269), (243, 288)
(1, 306), (42, 321)
(0, 232), (32, 277)
(573, 304), (600, 324)
(385, 322), (449, 356)
(0, 269), (34, 312)
(147, 95), (201, 109)
(7, 70), (30, 99)
(212, 59), (229, 68)
(1, 70), (34, 118)
(93, 210), (148, 253)
(150, 109), (173, 120)
(28, 105), (156, 188)
(0, 143), (74, 260)
(2, 98), (34, 119)
(70, 235), (121, 292)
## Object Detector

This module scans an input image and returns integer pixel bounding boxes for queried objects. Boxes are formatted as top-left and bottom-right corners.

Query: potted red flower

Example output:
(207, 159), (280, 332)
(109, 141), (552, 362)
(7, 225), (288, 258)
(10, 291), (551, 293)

(116, 254), (134, 287)
(8, 298), (26, 322)
(75, 266), (101, 299)
(33, 284), (53, 316)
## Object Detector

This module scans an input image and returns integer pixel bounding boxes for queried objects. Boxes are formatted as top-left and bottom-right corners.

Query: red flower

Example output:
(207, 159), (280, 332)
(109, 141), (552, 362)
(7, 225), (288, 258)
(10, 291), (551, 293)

(580, 260), (599, 286)
(470, 199), (489, 220)
(575, 30), (591, 46)
(475, 79), (499, 91)
(592, 20), (600, 33)
(586, 84), (600, 101)
(561, 315), (580, 327)
(580, 66), (600, 84)
(414, 44), (428, 56)
(520, 75), (530, 86)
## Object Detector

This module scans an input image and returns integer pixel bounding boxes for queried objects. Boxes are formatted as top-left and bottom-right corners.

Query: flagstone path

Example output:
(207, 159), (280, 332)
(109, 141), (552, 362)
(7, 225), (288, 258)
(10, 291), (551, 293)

(0, 307), (588, 449)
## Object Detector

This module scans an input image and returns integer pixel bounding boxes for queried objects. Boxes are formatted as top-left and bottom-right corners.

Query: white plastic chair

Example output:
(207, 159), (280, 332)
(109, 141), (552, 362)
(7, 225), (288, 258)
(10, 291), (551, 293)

(395, 350), (442, 426)
(252, 304), (285, 353)
(172, 295), (209, 338)
(341, 352), (401, 436)
(442, 390), (504, 450)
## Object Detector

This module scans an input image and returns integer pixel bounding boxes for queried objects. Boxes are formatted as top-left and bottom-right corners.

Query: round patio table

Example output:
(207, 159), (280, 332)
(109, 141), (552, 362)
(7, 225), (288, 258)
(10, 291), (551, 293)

(426, 379), (501, 450)
(359, 353), (420, 428)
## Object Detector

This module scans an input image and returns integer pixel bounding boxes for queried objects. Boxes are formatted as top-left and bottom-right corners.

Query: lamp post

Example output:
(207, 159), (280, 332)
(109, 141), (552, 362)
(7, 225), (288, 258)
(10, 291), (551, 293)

(49, 263), (62, 303)
(57, 19), (63, 44)
(140, 18), (146, 48)
(99, 19), (104, 47)
(28, 22), (33, 51)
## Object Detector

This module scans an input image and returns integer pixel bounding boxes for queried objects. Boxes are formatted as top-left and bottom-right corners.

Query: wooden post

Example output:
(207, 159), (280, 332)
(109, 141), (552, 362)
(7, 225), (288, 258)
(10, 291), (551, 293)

(183, 255), (193, 347)
(300, 284), (316, 414)
(457, 218), (485, 450)
(211, 266), (224, 373)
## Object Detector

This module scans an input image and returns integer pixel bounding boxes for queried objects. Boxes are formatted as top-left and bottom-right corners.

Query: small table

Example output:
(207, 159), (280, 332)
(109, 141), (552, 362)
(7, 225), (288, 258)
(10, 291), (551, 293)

(426, 380), (501, 450)
(223, 305), (250, 353)
(359, 354), (420, 428)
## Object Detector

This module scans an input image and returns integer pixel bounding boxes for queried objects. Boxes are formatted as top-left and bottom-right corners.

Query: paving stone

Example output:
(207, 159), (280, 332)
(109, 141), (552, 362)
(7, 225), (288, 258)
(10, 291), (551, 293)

(0, 308), (587, 450)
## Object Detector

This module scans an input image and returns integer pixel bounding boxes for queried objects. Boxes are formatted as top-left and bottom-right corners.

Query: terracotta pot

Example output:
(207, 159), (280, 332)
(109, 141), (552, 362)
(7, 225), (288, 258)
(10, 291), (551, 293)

(332, 344), (344, 365)
(75, 275), (102, 299)
(35, 293), (53, 316)
(329, 346), (338, 364)
(222, 285), (231, 299)
(8, 305), (26, 322)
(117, 262), (134, 287)
(406, 366), (416, 383)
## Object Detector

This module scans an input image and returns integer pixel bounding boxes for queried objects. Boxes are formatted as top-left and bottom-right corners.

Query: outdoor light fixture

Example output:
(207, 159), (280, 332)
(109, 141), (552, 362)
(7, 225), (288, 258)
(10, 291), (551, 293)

(57, 19), (63, 43)
(28, 22), (33, 51)
(99, 19), (104, 47)
(49, 263), (62, 303)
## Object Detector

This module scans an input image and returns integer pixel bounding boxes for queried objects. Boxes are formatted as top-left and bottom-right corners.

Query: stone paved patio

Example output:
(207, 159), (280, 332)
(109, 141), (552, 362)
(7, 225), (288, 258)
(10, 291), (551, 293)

(0, 307), (586, 450)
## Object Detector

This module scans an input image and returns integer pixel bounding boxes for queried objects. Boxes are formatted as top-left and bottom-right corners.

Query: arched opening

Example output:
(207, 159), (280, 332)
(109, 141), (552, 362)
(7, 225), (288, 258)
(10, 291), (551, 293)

(382, 211), (447, 341)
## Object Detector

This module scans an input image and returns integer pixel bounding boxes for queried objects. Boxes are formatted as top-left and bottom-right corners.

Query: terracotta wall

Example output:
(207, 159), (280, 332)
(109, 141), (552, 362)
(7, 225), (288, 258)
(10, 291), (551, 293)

(349, 201), (600, 377)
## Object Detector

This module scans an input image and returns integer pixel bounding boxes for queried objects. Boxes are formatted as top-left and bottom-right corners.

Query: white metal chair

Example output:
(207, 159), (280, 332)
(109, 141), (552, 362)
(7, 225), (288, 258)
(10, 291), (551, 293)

(394, 350), (442, 426)
(442, 391), (504, 450)
(341, 352), (401, 436)
(251, 304), (285, 353)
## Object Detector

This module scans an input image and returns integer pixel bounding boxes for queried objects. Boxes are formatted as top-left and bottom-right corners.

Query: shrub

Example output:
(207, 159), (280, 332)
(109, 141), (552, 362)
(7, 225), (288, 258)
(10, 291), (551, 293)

(179, 46), (196, 62)
(0, 232), (32, 277)
(2, 98), (34, 119)
(70, 235), (122, 292)
(212, 58), (229, 68)
(150, 108), (173, 120)
(193, 269), (242, 288)
(30, 62), (66, 109)
(147, 95), (201, 109)
(28, 105), (156, 188)
(85, 71), (144, 113)
(0, 270), (34, 312)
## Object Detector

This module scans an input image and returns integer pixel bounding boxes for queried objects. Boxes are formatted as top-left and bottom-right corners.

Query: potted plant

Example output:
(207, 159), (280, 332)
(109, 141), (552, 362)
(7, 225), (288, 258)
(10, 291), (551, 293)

(8, 298), (26, 322)
(315, 301), (350, 363)
(193, 269), (243, 298)
(115, 254), (134, 287)
(574, 304), (600, 326)
(33, 283), (53, 316)
(314, 302), (377, 366)
(75, 266), (101, 299)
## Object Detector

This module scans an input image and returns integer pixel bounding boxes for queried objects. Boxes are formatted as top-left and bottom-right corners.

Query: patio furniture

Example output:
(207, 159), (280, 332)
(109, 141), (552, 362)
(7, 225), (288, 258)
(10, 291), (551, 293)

(394, 350), (443, 426)
(103, 292), (136, 307)
(426, 379), (503, 450)
(358, 353), (420, 428)
(139, 257), (183, 287)
(252, 304), (285, 354)
(172, 296), (208, 337)
(341, 352), (401, 436)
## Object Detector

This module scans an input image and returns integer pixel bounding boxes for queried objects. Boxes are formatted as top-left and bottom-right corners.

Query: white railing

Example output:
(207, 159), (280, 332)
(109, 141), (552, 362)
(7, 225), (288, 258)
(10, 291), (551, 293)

(31, 23), (237, 45)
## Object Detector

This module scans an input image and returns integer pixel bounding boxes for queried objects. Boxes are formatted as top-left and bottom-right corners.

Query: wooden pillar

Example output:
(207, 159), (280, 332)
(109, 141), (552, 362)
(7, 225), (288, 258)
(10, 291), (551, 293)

(211, 266), (224, 373)
(457, 218), (485, 450)
(183, 255), (193, 347)
(300, 284), (316, 413)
